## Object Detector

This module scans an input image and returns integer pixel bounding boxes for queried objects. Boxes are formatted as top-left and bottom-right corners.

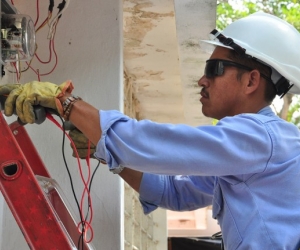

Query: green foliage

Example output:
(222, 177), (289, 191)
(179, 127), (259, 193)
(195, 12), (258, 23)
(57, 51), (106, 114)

(287, 96), (300, 128)
(216, 0), (300, 31)
(216, 0), (300, 126)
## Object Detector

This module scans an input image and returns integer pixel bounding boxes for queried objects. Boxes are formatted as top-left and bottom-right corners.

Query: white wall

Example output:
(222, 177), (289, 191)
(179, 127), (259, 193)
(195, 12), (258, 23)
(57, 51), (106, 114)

(0, 0), (123, 249)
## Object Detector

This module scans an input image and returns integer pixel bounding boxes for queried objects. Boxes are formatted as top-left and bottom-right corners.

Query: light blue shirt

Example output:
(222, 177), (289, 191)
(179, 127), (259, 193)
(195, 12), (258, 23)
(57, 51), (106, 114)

(95, 106), (300, 250)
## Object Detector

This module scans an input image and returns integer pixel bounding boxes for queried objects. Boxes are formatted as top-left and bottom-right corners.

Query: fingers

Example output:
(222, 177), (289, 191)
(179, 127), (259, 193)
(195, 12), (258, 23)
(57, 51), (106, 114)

(0, 84), (20, 95)
(4, 86), (23, 117)
(3, 86), (35, 123)
(69, 129), (96, 147)
(37, 96), (56, 109)
(22, 99), (36, 124)
(70, 139), (96, 149)
(69, 129), (96, 159)
(1, 82), (63, 123)
(72, 149), (96, 159)
(13, 93), (36, 124)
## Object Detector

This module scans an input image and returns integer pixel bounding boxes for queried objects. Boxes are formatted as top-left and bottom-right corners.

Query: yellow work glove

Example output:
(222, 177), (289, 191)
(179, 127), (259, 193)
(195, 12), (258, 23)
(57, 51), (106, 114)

(0, 84), (21, 95)
(0, 84), (20, 110)
(0, 80), (73, 123)
(69, 128), (96, 159)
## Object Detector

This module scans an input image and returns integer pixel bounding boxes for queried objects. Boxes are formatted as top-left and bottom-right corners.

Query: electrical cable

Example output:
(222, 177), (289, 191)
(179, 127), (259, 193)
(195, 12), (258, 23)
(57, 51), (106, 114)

(11, 62), (19, 82)
(40, 29), (58, 76)
(78, 160), (100, 249)
(78, 161), (100, 249)
(9, 0), (60, 80)
(35, 41), (52, 64)
(49, 0), (55, 13)
(46, 113), (98, 248)
(35, 14), (52, 33)
(34, 0), (40, 27)
(48, 0), (70, 40)
(51, 114), (84, 224)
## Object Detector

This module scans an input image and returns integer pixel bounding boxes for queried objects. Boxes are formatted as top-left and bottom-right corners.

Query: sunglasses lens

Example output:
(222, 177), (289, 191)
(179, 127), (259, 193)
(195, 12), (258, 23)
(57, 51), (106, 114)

(205, 60), (218, 78)
(205, 60), (225, 78)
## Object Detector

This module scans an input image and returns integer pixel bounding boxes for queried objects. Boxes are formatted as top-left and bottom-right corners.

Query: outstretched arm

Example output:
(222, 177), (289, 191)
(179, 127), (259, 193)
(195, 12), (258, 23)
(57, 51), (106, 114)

(58, 93), (143, 193)
(0, 81), (144, 191)
(119, 168), (143, 193)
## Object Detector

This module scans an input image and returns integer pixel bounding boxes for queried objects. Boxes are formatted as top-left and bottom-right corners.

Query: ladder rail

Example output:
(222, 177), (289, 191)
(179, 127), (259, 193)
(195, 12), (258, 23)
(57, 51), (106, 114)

(0, 112), (93, 250)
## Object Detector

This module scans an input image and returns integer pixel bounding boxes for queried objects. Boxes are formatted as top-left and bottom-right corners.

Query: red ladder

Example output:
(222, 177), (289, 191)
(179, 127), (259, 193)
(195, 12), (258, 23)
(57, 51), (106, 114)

(0, 111), (93, 250)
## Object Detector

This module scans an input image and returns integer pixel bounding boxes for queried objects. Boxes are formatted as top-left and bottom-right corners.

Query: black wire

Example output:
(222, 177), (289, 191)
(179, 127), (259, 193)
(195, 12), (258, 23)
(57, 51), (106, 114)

(49, 0), (54, 12)
(78, 160), (101, 249)
(85, 161), (100, 221)
(76, 161), (100, 250)
(77, 234), (84, 250)
(59, 116), (83, 220)
(58, 116), (100, 250)
(57, 0), (66, 19)
(58, 116), (84, 249)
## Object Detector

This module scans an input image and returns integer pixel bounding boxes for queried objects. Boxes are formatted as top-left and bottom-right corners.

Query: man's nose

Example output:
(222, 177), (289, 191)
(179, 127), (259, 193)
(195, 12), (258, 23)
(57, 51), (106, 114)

(198, 75), (208, 87)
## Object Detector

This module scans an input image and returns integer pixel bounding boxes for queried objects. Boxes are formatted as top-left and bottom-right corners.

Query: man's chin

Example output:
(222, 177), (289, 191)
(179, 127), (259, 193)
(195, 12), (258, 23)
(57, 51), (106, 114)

(202, 108), (218, 120)
(201, 108), (211, 118)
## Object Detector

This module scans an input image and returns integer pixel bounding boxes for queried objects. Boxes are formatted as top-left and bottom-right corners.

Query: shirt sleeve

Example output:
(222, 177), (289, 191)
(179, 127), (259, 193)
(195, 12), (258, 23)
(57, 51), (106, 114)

(95, 110), (272, 176)
(139, 173), (215, 214)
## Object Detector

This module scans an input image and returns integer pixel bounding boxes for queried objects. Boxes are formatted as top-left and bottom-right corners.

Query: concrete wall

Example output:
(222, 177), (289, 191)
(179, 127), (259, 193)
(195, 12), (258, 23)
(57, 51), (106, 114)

(0, 0), (123, 249)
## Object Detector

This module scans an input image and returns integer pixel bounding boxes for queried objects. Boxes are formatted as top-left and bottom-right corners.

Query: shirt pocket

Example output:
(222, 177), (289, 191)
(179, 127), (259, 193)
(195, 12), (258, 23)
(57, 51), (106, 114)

(212, 182), (242, 250)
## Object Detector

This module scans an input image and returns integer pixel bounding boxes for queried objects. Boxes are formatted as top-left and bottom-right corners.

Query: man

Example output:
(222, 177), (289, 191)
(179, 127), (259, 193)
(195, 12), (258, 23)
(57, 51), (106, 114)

(1, 12), (300, 249)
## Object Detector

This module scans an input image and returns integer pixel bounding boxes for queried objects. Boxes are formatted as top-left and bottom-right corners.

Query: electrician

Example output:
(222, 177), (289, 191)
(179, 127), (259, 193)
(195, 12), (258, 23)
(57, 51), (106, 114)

(1, 12), (300, 249)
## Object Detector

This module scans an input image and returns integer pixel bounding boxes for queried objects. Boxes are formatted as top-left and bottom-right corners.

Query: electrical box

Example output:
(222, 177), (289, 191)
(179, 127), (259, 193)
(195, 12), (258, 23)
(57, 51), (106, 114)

(0, 0), (35, 65)
(1, 0), (17, 14)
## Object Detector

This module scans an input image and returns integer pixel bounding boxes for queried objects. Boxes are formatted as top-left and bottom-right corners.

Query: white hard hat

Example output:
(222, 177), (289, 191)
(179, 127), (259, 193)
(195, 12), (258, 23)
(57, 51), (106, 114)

(201, 12), (300, 96)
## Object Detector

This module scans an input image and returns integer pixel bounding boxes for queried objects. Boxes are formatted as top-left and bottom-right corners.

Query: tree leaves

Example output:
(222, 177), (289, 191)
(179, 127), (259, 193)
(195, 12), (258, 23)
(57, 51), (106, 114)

(216, 0), (300, 31)
(216, 0), (300, 125)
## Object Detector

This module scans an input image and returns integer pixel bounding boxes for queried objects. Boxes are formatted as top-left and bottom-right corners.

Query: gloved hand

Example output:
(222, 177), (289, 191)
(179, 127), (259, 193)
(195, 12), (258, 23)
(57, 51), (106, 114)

(0, 80), (73, 123)
(0, 84), (21, 95)
(0, 84), (20, 110)
(69, 128), (96, 159)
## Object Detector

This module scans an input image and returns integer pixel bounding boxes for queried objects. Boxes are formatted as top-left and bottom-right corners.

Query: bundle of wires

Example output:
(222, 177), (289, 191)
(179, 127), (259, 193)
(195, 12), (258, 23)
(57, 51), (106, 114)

(46, 113), (100, 249)
(9, 0), (70, 81)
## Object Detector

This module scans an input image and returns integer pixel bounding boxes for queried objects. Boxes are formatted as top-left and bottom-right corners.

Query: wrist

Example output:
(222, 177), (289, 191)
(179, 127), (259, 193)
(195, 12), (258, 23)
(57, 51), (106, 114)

(58, 93), (73, 104)
(110, 165), (125, 174)
(61, 95), (82, 121)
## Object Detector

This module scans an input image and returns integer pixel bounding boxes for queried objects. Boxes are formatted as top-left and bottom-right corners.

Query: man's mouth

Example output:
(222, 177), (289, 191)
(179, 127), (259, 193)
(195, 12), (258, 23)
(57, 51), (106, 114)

(200, 89), (209, 99)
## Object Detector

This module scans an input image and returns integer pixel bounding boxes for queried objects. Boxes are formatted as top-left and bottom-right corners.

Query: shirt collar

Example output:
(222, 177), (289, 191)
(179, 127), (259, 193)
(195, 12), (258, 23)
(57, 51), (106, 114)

(257, 106), (276, 117)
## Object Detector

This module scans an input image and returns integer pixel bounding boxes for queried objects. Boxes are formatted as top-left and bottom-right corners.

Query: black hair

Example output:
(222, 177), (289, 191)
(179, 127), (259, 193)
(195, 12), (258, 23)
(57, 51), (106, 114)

(227, 49), (277, 103)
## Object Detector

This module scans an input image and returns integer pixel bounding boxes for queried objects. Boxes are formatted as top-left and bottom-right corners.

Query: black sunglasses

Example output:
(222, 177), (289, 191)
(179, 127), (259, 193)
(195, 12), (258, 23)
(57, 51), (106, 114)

(205, 59), (272, 84)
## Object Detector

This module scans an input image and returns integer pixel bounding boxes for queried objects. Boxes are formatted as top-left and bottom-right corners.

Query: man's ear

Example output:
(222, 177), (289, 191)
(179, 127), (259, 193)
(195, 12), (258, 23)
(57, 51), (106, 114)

(244, 70), (261, 95)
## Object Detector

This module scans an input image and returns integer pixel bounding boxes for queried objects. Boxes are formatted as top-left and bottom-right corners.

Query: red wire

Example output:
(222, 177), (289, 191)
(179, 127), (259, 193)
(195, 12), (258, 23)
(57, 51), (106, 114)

(46, 113), (94, 243)
(25, 62), (39, 76)
(11, 2), (58, 81)
(34, 0), (40, 27)
(86, 144), (94, 229)
(40, 35), (58, 76)
(78, 142), (95, 243)
(35, 39), (52, 64)
(79, 142), (92, 241)
(31, 37), (57, 78)
(11, 62), (19, 82)
(35, 15), (50, 32)
(33, 22), (58, 77)
(37, 69), (41, 81)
